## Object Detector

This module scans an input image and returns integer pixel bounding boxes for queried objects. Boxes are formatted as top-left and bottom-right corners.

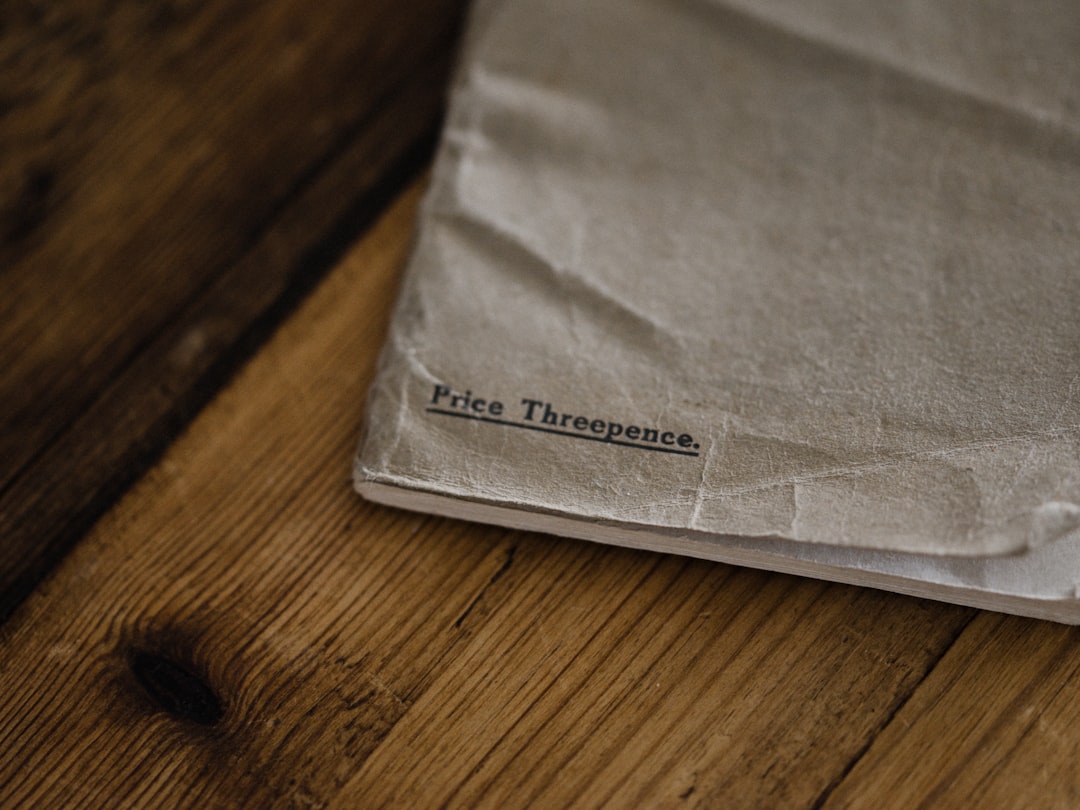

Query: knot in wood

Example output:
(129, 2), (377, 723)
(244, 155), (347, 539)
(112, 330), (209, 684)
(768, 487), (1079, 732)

(129, 650), (224, 726)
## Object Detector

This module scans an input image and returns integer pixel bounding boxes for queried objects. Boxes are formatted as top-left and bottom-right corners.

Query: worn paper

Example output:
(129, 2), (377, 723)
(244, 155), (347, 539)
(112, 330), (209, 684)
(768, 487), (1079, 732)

(357, 0), (1080, 563)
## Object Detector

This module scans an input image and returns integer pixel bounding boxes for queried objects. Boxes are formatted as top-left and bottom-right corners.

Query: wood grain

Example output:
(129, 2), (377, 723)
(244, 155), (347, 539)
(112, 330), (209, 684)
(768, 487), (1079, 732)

(822, 612), (1080, 808)
(0, 0), (466, 618)
(0, 183), (981, 807)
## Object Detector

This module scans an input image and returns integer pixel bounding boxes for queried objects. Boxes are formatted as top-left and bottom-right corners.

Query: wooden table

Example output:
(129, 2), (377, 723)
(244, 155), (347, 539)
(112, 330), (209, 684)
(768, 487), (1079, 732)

(3, 4), (1078, 806)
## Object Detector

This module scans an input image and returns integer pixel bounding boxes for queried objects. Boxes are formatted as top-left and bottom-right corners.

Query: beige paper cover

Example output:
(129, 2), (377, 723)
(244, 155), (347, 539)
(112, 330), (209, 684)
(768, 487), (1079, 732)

(358, 0), (1080, 557)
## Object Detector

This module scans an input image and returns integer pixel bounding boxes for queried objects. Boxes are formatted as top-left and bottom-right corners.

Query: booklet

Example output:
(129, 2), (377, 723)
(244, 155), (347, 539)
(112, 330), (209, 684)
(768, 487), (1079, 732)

(355, 0), (1080, 621)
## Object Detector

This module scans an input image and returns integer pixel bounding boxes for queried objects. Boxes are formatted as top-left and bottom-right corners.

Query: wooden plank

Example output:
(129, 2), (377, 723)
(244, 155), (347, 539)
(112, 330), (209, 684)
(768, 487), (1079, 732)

(0, 183), (981, 807)
(0, 0), (466, 618)
(328, 566), (970, 808)
(821, 612), (1080, 807)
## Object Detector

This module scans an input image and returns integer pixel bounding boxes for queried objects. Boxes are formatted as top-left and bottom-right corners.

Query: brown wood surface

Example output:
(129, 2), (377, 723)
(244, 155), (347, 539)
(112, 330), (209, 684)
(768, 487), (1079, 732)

(2, 5), (1078, 808)
(0, 0), (466, 618)
(824, 614), (1080, 808)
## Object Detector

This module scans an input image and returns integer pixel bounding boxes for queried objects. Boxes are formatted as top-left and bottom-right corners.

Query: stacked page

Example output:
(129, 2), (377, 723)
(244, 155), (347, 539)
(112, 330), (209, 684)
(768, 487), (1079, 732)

(356, 0), (1080, 621)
